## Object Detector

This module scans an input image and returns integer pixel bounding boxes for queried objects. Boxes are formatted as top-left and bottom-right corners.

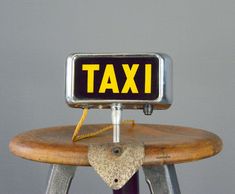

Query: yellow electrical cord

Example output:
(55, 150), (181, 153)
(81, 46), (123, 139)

(72, 108), (89, 141)
(72, 108), (135, 142)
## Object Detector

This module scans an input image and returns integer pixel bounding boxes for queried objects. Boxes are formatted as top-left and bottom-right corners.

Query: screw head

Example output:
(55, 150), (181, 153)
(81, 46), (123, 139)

(112, 147), (122, 156)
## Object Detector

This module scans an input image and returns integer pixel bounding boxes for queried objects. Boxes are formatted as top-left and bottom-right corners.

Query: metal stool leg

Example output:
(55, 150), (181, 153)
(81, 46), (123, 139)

(143, 165), (181, 194)
(46, 164), (76, 194)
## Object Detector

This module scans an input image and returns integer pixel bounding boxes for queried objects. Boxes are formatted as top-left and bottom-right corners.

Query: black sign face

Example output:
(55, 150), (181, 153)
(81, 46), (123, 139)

(73, 56), (159, 100)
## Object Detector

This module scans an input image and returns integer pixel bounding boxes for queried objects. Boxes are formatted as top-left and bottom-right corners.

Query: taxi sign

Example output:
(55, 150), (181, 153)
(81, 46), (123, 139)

(66, 53), (172, 110)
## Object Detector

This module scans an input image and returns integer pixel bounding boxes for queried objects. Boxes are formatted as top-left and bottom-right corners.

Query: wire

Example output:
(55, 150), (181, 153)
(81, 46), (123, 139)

(72, 108), (89, 141)
(72, 108), (135, 142)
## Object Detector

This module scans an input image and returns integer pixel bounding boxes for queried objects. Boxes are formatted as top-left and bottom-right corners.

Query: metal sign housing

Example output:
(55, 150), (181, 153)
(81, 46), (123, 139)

(65, 53), (172, 110)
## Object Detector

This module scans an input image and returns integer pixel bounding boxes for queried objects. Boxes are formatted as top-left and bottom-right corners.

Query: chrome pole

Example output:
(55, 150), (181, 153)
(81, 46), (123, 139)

(111, 103), (122, 143)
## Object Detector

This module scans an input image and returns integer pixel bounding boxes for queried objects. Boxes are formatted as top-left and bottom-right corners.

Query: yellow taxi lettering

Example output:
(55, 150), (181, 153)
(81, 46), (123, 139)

(121, 64), (139, 93)
(82, 64), (100, 93)
(99, 64), (119, 93)
(82, 63), (152, 94)
(145, 64), (152, 93)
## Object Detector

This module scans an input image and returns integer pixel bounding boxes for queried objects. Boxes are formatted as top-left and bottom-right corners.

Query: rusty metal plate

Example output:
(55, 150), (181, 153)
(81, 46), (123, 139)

(88, 142), (144, 190)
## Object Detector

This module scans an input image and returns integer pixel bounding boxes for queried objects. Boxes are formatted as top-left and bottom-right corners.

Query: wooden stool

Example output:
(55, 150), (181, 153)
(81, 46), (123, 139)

(9, 124), (222, 194)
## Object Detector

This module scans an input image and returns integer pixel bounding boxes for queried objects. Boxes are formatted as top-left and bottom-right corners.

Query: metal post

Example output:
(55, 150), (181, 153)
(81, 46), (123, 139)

(45, 164), (76, 194)
(113, 171), (140, 194)
(111, 103), (122, 143)
(143, 165), (181, 194)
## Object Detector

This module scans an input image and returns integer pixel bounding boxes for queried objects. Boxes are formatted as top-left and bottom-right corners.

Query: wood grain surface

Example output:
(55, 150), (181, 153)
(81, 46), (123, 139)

(9, 124), (223, 166)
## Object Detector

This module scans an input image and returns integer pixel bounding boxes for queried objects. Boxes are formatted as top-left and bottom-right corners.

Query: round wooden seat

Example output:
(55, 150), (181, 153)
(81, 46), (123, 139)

(9, 124), (222, 166)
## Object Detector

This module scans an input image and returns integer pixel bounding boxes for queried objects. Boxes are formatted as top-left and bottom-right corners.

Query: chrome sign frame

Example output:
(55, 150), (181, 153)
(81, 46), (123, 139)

(65, 53), (172, 110)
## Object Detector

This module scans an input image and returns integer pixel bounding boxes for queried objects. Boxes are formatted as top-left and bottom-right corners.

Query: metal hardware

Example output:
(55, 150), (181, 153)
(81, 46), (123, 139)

(112, 146), (123, 156)
(111, 103), (122, 143)
(143, 165), (181, 194)
(143, 104), (153, 115)
(45, 164), (76, 194)
(88, 142), (144, 190)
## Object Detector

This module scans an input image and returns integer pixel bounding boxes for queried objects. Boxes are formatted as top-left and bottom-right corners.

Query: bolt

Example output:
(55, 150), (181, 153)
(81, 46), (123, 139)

(143, 104), (153, 115)
(112, 147), (122, 156)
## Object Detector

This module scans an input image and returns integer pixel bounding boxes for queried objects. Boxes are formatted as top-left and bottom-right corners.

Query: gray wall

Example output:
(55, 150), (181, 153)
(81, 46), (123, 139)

(1, 1), (234, 193)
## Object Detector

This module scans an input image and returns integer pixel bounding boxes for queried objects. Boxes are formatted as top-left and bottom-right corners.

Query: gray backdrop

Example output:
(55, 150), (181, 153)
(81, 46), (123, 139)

(1, 0), (234, 194)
